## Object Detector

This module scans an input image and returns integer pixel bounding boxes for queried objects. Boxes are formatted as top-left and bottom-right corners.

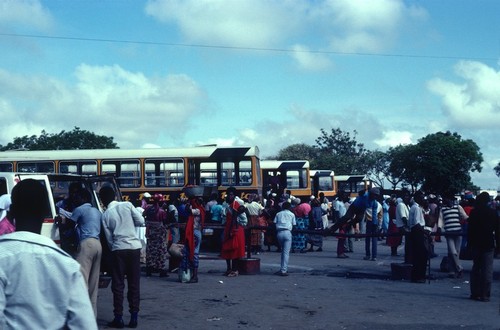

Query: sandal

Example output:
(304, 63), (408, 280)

(227, 270), (239, 277)
(224, 270), (232, 276)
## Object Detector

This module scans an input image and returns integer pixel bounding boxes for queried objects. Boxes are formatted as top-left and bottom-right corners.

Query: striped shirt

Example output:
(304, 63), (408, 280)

(440, 205), (466, 232)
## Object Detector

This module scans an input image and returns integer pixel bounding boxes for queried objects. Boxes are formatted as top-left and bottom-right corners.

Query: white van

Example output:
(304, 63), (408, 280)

(0, 172), (121, 244)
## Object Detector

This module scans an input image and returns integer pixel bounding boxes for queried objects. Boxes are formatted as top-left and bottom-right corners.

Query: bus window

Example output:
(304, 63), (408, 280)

(59, 161), (98, 175)
(200, 162), (217, 186)
(238, 160), (252, 186)
(102, 160), (141, 188)
(221, 162), (235, 186)
(286, 169), (308, 189)
(145, 159), (184, 187)
(0, 162), (13, 172)
(18, 161), (54, 173)
(318, 176), (333, 191)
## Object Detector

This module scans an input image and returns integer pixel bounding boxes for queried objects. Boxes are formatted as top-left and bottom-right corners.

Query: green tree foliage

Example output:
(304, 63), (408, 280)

(388, 131), (483, 194)
(0, 127), (118, 151)
(366, 150), (389, 188)
(314, 128), (370, 174)
(386, 144), (422, 192)
(273, 143), (318, 162)
(416, 131), (482, 194)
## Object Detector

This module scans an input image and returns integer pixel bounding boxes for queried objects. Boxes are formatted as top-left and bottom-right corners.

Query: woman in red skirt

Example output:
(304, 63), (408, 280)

(221, 187), (247, 277)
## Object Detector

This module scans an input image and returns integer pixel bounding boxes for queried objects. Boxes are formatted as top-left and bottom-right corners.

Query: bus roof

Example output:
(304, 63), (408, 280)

(335, 174), (369, 181)
(260, 160), (309, 170)
(310, 169), (334, 177)
(0, 146), (260, 161)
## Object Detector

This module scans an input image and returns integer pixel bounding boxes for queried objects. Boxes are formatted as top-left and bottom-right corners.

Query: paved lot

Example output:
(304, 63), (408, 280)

(96, 236), (500, 329)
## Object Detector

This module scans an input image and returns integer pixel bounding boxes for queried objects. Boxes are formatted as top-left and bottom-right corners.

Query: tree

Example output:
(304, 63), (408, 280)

(495, 162), (500, 177)
(412, 131), (482, 194)
(0, 127), (118, 151)
(366, 150), (389, 188)
(273, 143), (318, 162)
(386, 144), (421, 192)
(314, 128), (371, 174)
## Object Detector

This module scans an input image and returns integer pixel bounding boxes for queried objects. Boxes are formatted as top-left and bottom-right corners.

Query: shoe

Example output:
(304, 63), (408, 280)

(370, 258), (377, 261)
(128, 318), (138, 328)
(188, 277), (198, 283)
(337, 254), (349, 258)
(274, 271), (288, 276)
(299, 248), (307, 253)
(107, 317), (125, 329)
(363, 256), (371, 260)
(227, 270), (239, 277)
(316, 248), (323, 252)
(411, 279), (426, 284)
(307, 247), (314, 252)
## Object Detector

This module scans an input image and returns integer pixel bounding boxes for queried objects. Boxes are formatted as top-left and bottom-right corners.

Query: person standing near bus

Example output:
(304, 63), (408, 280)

(181, 196), (205, 283)
(99, 185), (144, 329)
(144, 194), (168, 277)
(221, 187), (247, 277)
(274, 201), (296, 276)
(70, 189), (103, 317)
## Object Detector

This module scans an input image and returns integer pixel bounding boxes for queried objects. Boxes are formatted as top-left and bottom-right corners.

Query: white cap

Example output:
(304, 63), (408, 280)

(143, 192), (152, 198)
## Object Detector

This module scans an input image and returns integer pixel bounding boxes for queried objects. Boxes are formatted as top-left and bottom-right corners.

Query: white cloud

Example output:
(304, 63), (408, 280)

(290, 44), (333, 72)
(427, 61), (500, 129)
(145, 0), (302, 48)
(145, 0), (427, 65)
(374, 130), (413, 147)
(0, 65), (208, 148)
(0, 0), (53, 30)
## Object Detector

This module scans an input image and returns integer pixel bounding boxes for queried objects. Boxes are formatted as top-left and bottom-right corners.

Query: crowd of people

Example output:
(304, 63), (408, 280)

(1, 181), (499, 328)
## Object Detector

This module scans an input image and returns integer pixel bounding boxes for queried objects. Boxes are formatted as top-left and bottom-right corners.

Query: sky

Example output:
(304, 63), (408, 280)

(0, 0), (499, 191)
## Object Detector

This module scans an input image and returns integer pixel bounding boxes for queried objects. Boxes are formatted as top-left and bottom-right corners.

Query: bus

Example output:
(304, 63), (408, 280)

(0, 146), (262, 204)
(335, 174), (372, 198)
(310, 169), (336, 200)
(260, 160), (311, 201)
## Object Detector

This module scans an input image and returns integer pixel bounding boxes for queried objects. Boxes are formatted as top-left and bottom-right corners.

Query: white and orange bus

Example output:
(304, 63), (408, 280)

(0, 146), (262, 204)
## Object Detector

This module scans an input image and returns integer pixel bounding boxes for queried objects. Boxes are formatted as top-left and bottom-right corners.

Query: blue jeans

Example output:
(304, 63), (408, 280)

(365, 222), (378, 258)
(277, 229), (292, 273)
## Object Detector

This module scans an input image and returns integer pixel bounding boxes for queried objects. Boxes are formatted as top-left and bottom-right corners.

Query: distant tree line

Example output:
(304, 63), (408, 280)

(271, 128), (484, 195)
(0, 127), (118, 151)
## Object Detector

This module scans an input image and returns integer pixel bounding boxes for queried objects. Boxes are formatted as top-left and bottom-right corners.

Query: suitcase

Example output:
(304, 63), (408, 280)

(391, 262), (413, 280)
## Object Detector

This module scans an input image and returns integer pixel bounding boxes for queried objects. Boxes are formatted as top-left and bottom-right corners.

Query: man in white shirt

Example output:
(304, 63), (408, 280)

(0, 179), (97, 330)
(407, 192), (428, 283)
(395, 193), (411, 263)
(100, 185), (145, 328)
(274, 201), (296, 276)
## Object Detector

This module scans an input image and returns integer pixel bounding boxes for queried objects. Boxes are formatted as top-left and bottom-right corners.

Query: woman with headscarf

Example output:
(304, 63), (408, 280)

(467, 192), (497, 302)
(221, 187), (247, 277)
(144, 194), (168, 277)
(181, 196), (205, 283)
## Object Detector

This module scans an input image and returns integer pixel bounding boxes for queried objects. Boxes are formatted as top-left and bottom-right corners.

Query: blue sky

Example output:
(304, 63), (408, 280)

(0, 0), (499, 191)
